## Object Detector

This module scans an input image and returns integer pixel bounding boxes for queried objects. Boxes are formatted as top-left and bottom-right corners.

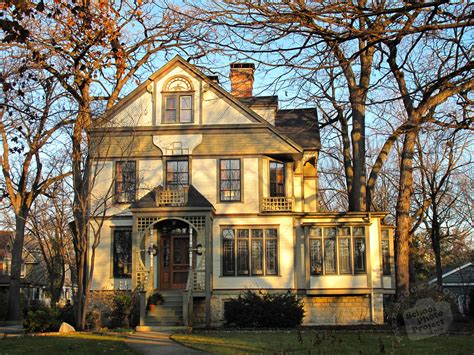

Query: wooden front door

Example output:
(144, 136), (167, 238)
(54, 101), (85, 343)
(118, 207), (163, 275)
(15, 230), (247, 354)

(160, 234), (189, 290)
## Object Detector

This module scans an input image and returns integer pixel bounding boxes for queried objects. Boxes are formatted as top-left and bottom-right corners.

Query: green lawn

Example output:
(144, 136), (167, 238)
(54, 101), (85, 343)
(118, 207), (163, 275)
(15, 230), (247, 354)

(0, 333), (135, 354)
(171, 331), (474, 354)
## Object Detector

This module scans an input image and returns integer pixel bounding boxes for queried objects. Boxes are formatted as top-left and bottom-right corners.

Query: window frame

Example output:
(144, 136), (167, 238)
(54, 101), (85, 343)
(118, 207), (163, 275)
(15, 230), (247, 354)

(114, 160), (137, 204)
(161, 76), (195, 124)
(269, 161), (286, 197)
(309, 225), (367, 276)
(219, 158), (242, 202)
(112, 228), (132, 279)
(221, 226), (279, 277)
(165, 157), (190, 188)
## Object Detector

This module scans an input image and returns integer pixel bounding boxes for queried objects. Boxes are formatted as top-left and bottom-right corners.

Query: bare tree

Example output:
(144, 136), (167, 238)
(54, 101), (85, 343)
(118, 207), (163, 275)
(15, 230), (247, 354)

(2, 0), (208, 328)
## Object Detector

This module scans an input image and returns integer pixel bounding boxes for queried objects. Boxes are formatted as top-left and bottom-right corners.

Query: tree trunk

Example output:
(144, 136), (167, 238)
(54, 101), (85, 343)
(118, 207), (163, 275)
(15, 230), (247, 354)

(350, 101), (367, 212)
(431, 208), (443, 287)
(395, 130), (417, 297)
(7, 212), (28, 321)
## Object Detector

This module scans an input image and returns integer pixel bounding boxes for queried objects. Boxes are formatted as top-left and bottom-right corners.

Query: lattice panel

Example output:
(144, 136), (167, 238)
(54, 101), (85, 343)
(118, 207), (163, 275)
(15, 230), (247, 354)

(184, 216), (206, 232)
(137, 216), (206, 233)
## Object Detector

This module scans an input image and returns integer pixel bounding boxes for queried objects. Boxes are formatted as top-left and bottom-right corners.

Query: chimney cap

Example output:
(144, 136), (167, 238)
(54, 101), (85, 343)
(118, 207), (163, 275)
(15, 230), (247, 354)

(230, 62), (255, 70)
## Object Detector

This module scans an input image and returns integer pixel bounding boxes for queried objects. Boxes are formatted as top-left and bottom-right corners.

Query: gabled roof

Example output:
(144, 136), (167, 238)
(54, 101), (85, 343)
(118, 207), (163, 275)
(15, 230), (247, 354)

(130, 185), (214, 210)
(275, 108), (321, 150)
(104, 55), (304, 153)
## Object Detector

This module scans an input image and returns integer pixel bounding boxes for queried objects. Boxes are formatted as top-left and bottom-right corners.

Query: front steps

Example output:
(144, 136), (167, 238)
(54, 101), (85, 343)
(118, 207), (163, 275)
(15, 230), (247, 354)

(145, 290), (184, 326)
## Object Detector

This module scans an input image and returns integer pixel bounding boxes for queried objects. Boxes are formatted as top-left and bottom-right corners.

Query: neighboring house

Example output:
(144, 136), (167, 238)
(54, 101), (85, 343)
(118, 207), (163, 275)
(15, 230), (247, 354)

(90, 56), (395, 327)
(0, 230), (48, 304)
(429, 262), (474, 314)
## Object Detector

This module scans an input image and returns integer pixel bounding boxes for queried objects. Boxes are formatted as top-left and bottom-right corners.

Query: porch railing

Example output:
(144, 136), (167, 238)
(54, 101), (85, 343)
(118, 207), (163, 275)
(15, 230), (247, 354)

(261, 196), (294, 212)
(155, 187), (188, 207)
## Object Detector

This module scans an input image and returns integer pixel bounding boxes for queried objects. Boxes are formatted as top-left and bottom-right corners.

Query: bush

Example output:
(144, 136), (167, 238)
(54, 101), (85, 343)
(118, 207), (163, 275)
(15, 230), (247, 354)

(224, 290), (304, 328)
(128, 291), (141, 328)
(0, 289), (8, 320)
(147, 292), (164, 309)
(110, 293), (132, 328)
(23, 304), (61, 333)
(58, 303), (76, 328)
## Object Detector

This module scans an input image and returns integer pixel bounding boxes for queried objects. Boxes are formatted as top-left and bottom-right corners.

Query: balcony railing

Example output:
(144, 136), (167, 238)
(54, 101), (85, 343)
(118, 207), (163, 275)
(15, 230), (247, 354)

(155, 187), (188, 207)
(261, 196), (294, 212)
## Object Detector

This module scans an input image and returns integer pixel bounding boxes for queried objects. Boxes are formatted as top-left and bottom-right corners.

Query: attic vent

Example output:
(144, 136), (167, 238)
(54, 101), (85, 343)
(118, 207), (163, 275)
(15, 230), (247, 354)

(206, 75), (219, 83)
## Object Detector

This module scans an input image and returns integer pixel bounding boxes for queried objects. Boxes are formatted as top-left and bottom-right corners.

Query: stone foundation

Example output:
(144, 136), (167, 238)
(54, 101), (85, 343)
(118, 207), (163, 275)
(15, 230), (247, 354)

(302, 295), (372, 325)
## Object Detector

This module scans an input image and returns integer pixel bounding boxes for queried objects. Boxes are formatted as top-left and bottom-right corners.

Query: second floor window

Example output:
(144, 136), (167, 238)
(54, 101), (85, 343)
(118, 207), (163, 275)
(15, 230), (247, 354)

(166, 159), (189, 187)
(115, 161), (136, 203)
(220, 159), (241, 202)
(270, 161), (285, 197)
(164, 95), (193, 123)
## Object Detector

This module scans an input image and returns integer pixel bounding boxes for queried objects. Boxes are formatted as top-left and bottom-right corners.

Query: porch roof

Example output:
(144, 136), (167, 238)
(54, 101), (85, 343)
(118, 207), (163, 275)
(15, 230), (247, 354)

(130, 185), (214, 210)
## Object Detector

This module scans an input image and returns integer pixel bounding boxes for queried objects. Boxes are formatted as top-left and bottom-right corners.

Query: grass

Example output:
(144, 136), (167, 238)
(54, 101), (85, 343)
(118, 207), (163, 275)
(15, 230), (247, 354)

(0, 332), (135, 354)
(171, 330), (474, 354)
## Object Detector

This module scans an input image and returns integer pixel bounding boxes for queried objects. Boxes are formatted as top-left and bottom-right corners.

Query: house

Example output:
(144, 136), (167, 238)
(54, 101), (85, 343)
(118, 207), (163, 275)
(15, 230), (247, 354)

(0, 230), (48, 305)
(428, 262), (474, 314)
(89, 56), (395, 327)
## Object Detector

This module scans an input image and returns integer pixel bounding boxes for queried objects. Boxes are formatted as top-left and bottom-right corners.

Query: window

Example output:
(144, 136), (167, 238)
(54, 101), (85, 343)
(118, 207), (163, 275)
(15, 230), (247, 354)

(113, 229), (132, 278)
(164, 95), (193, 123)
(220, 159), (241, 202)
(115, 161), (136, 203)
(382, 229), (391, 275)
(163, 76), (194, 124)
(166, 159), (189, 187)
(269, 161), (285, 197)
(222, 227), (278, 276)
(309, 226), (366, 275)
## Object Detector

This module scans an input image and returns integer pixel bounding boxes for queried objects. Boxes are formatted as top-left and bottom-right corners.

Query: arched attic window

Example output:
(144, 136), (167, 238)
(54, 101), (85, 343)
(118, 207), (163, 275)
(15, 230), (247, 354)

(162, 76), (194, 124)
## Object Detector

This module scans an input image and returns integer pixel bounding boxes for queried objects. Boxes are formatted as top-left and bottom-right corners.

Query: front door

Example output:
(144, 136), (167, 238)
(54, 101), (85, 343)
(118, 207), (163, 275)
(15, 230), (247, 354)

(160, 234), (189, 289)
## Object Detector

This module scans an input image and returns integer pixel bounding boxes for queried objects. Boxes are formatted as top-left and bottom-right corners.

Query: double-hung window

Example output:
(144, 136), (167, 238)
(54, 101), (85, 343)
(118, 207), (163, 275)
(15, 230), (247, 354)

(115, 161), (136, 203)
(269, 161), (285, 197)
(220, 159), (241, 202)
(309, 226), (366, 275)
(164, 95), (193, 123)
(113, 229), (132, 278)
(163, 76), (194, 124)
(166, 159), (189, 187)
(222, 227), (278, 276)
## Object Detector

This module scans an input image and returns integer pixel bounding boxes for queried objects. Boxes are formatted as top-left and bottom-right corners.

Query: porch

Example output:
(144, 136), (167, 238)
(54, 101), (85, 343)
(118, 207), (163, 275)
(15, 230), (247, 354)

(129, 186), (214, 327)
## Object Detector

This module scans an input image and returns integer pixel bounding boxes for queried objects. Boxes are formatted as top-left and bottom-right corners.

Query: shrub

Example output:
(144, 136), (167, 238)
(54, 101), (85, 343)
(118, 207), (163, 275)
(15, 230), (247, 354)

(23, 304), (61, 333)
(58, 303), (76, 328)
(0, 289), (8, 320)
(224, 290), (304, 328)
(147, 292), (164, 309)
(110, 293), (132, 328)
(128, 291), (141, 328)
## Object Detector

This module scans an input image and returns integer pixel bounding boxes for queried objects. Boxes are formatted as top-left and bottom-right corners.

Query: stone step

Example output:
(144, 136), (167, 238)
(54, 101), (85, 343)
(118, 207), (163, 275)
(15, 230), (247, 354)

(148, 309), (182, 317)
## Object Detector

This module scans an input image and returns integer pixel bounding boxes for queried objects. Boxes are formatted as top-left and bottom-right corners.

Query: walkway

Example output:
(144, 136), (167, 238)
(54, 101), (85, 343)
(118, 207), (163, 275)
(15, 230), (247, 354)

(126, 330), (208, 355)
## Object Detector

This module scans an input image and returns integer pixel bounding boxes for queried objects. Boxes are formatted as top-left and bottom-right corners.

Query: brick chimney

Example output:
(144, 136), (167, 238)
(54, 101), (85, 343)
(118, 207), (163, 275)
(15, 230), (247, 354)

(230, 63), (255, 98)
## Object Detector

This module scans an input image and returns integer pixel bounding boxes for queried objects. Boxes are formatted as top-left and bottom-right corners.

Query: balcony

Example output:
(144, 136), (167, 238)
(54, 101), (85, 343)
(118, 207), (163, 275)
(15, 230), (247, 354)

(155, 186), (188, 207)
(261, 196), (294, 212)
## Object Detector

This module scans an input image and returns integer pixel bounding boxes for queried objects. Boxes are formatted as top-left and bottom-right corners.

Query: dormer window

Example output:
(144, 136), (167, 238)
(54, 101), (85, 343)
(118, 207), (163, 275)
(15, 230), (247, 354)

(163, 76), (194, 124)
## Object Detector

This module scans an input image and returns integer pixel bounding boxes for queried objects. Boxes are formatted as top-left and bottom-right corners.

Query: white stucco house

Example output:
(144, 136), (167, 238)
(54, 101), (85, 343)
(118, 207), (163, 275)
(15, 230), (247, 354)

(89, 55), (395, 327)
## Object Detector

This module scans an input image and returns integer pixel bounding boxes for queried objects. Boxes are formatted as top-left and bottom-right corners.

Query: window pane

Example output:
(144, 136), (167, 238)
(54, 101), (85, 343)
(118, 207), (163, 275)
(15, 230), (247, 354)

(310, 239), (323, 275)
(115, 161), (136, 203)
(252, 229), (263, 239)
(222, 229), (235, 276)
(324, 237), (337, 274)
(353, 227), (365, 237)
(238, 229), (249, 239)
(325, 227), (336, 239)
(265, 239), (278, 275)
(167, 160), (189, 187)
(113, 229), (132, 278)
(270, 161), (285, 197)
(180, 95), (192, 109)
(180, 109), (192, 123)
(354, 238), (366, 273)
(382, 229), (390, 239)
(338, 238), (351, 274)
(309, 227), (322, 238)
(266, 229), (277, 239)
(166, 96), (177, 109)
(382, 239), (391, 275)
(237, 239), (249, 275)
(338, 227), (351, 236)
(251, 239), (263, 275)
(220, 159), (241, 202)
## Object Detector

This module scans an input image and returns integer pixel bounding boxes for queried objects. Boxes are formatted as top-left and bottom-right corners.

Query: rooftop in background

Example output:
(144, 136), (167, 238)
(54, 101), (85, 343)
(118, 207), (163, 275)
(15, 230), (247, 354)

(239, 96), (279, 107)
